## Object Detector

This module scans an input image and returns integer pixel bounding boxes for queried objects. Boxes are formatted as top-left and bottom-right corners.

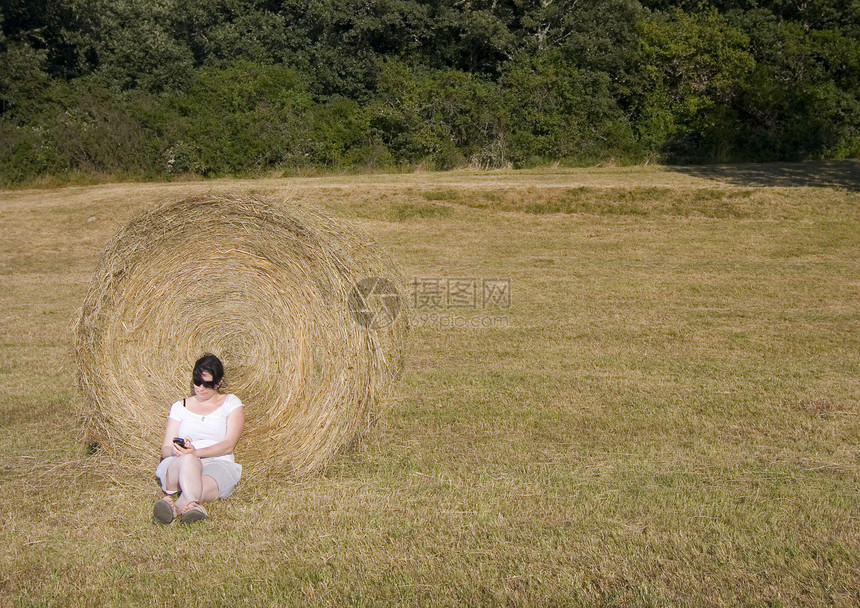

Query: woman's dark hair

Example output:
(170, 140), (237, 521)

(192, 353), (224, 389)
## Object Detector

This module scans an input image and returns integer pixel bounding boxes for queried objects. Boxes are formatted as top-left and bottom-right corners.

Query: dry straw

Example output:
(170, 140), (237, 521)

(74, 193), (408, 478)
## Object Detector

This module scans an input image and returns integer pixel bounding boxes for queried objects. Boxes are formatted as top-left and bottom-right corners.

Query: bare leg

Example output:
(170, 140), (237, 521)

(165, 454), (220, 512)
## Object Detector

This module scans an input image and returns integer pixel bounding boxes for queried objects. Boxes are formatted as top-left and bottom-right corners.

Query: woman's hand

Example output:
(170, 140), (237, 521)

(172, 437), (196, 457)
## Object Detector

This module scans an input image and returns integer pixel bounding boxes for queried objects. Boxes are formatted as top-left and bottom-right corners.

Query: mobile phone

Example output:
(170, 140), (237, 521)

(173, 437), (186, 448)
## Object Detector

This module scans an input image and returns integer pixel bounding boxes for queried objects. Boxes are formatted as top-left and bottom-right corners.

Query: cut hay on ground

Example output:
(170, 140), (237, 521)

(74, 193), (408, 478)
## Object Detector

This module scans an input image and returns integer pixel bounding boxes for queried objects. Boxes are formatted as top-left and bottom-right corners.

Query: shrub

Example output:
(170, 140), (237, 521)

(499, 52), (639, 166)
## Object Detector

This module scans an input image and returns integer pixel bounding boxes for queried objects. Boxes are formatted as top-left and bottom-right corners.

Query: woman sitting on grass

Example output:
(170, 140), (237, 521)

(153, 353), (245, 524)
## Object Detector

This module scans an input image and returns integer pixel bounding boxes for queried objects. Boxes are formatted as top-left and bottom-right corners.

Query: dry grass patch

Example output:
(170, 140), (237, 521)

(0, 165), (858, 607)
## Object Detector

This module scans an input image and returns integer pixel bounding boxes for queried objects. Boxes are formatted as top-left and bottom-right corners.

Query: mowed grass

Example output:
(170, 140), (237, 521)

(0, 165), (858, 607)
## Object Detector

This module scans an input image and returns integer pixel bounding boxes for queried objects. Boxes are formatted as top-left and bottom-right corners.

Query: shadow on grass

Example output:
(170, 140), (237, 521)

(669, 160), (860, 191)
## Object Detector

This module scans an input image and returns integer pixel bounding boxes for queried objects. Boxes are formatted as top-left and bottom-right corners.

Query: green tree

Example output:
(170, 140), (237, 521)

(499, 51), (638, 166)
(518, 0), (643, 79)
(367, 59), (460, 166)
(727, 9), (860, 159)
(430, 2), (516, 74)
(631, 7), (754, 161)
(639, 1), (859, 31)
(170, 0), (293, 67)
(0, 18), (51, 117)
(70, 0), (195, 92)
(0, 0), (89, 78)
(168, 61), (318, 174)
(273, 0), (433, 97)
(310, 95), (375, 168)
(367, 59), (503, 168)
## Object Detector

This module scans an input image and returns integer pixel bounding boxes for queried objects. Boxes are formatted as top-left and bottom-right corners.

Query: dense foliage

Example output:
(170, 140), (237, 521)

(1, 0), (857, 184)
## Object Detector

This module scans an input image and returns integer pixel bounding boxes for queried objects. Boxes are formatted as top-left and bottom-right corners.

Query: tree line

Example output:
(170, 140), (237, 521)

(1, 0), (857, 185)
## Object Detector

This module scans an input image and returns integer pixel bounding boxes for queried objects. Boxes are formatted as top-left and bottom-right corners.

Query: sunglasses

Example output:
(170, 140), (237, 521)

(192, 374), (219, 389)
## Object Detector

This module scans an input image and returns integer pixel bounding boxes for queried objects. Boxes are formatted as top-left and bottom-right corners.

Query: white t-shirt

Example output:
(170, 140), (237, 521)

(168, 394), (243, 463)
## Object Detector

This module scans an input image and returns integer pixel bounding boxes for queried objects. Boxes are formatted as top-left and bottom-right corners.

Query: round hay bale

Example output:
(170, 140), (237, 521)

(74, 193), (408, 478)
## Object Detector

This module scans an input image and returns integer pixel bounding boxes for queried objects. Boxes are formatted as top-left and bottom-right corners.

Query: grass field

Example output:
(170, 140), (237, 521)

(1, 163), (858, 607)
